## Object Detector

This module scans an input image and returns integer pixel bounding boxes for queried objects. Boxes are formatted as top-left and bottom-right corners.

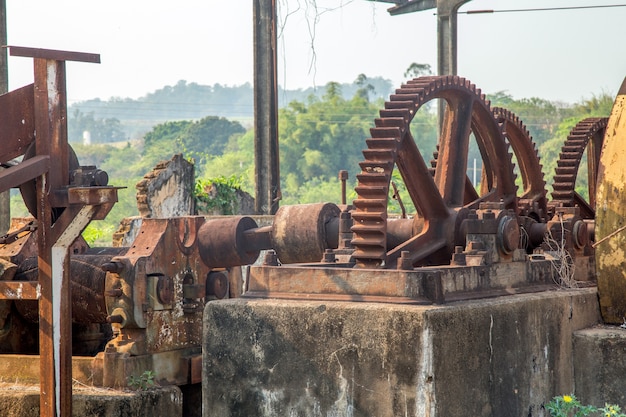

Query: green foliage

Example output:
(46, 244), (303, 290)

(573, 92), (615, 116)
(488, 91), (612, 195)
(281, 176), (346, 206)
(278, 81), (381, 194)
(201, 130), (255, 192)
(195, 175), (244, 215)
(489, 92), (564, 146)
(143, 120), (192, 148)
(143, 116), (245, 166)
(178, 116), (246, 163)
(538, 92), (613, 193)
(9, 191), (30, 219)
(82, 223), (116, 246)
(128, 370), (156, 391)
(546, 394), (626, 417)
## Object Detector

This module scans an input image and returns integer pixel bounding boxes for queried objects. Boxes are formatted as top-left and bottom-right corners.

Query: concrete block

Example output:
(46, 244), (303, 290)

(203, 288), (600, 417)
(574, 325), (626, 407)
(0, 384), (183, 417)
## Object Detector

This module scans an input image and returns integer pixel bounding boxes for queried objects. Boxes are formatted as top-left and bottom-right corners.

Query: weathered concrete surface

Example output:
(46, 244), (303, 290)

(0, 354), (102, 386)
(0, 384), (182, 417)
(136, 153), (195, 218)
(574, 325), (626, 407)
(203, 288), (600, 417)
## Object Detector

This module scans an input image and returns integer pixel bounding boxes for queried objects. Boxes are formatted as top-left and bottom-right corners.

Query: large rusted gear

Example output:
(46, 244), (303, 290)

(351, 75), (517, 269)
(551, 117), (608, 219)
(493, 107), (548, 222)
(19, 142), (81, 219)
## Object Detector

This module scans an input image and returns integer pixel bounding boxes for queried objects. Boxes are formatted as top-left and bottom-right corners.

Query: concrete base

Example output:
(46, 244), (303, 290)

(574, 326), (626, 407)
(203, 288), (600, 417)
(0, 384), (182, 417)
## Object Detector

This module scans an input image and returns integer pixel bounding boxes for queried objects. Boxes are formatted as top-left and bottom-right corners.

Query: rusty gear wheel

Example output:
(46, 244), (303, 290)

(19, 142), (80, 220)
(551, 117), (608, 219)
(351, 75), (517, 269)
(493, 107), (548, 221)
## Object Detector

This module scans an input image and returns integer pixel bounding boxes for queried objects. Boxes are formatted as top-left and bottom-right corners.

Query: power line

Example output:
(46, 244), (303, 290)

(459, 4), (626, 15)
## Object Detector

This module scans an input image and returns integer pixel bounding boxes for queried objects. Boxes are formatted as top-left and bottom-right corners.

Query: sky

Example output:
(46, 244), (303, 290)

(5, 0), (626, 106)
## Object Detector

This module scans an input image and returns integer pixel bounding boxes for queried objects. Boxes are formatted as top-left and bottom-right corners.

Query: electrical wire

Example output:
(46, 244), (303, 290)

(459, 4), (626, 15)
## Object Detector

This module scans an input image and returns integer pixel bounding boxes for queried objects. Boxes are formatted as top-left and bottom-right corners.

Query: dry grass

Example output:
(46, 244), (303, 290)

(544, 213), (577, 288)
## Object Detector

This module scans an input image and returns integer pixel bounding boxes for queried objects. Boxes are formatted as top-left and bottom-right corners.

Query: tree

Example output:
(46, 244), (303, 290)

(277, 81), (383, 203)
(404, 62), (433, 79)
(143, 120), (192, 148)
(354, 73), (375, 101)
(142, 116), (245, 166)
(179, 116), (246, 160)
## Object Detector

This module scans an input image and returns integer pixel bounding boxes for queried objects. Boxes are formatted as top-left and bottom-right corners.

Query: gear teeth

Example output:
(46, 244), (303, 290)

(492, 107), (547, 219)
(352, 76), (518, 268)
(549, 117), (609, 216)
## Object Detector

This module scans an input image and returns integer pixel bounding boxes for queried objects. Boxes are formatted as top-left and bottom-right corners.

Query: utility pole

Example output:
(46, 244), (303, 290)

(253, 0), (280, 215)
(370, 0), (471, 77)
(369, 0), (472, 126)
(0, 0), (9, 234)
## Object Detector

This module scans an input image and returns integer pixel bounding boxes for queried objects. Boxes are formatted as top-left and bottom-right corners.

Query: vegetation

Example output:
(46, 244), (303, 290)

(195, 175), (244, 215)
(546, 394), (626, 417)
(128, 370), (156, 391)
(9, 74), (615, 244)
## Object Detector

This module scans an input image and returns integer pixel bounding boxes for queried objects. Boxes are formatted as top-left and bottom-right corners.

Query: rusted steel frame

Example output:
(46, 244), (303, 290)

(0, 281), (40, 300)
(48, 205), (97, 415)
(0, 83), (35, 162)
(9, 45), (100, 64)
(1, 49), (102, 417)
(0, 155), (49, 193)
(435, 94), (474, 207)
(33, 54), (71, 417)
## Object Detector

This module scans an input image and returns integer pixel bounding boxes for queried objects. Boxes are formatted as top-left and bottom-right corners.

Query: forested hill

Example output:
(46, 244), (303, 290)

(69, 76), (394, 138)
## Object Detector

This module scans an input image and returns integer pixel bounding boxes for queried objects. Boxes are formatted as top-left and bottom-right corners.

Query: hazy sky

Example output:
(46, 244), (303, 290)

(6, 0), (626, 105)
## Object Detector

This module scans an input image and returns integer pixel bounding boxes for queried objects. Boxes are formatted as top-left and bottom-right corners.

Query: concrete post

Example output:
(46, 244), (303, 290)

(436, 0), (470, 76)
(0, 0), (10, 234)
(383, 0), (473, 127)
(253, 0), (280, 215)
(436, 0), (470, 127)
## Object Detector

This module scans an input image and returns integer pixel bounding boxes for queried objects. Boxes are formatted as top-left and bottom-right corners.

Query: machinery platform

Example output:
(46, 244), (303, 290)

(203, 288), (600, 417)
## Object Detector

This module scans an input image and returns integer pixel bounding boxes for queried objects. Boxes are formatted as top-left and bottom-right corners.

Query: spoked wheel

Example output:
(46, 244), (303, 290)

(551, 117), (608, 219)
(19, 142), (80, 220)
(351, 75), (517, 269)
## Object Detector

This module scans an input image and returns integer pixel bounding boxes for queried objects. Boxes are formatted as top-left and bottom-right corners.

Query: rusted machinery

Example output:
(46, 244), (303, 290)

(242, 76), (603, 303)
(0, 65), (611, 417)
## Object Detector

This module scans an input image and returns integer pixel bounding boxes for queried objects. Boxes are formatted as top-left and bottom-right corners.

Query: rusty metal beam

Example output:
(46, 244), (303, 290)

(388, 0), (437, 15)
(16, 46), (97, 417)
(0, 155), (49, 193)
(8, 45), (100, 63)
(33, 54), (71, 417)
